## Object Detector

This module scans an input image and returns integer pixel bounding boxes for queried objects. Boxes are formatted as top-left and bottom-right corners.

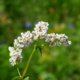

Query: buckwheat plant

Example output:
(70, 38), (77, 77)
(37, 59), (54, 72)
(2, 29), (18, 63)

(8, 21), (71, 80)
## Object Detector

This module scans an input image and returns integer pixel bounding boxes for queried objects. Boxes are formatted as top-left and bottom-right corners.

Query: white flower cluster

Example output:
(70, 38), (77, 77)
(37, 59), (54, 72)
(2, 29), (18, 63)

(9, 47), (22, 66)
(9, 31), (33, 66)
(8, 21), (71, 66)
(32, 21), (49, 40)
(45, 33), (71, 46)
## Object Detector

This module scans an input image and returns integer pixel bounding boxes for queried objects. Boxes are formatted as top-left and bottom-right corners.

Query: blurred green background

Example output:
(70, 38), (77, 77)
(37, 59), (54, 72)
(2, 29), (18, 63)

(0, 0), (80, 80)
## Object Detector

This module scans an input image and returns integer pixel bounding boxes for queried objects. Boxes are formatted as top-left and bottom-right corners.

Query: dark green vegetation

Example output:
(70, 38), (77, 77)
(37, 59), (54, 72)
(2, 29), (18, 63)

(0, 0), (80, 80)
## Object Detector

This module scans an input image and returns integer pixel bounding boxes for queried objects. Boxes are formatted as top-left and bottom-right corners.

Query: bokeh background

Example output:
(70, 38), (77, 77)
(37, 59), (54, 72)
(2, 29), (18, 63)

(0, 0), (80, 80)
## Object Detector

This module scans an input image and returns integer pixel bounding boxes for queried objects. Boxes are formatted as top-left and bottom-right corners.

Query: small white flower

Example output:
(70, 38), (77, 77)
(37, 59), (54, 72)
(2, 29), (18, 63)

(32, 21), (49, 40)
(68, 41), (71, 45)
(20, 31), (33, 45)
(8, 47), (22, 66)
(14, 31), (33, 48)
(45, 33), (56, 42)
(45, 33), (71, 46)
(14, 39), (24, 48)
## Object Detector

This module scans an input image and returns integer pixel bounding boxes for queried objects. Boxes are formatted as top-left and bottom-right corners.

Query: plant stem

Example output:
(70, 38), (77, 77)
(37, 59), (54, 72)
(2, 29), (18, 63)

(20, 44), (37, 80)
(17, 67), (22, 78)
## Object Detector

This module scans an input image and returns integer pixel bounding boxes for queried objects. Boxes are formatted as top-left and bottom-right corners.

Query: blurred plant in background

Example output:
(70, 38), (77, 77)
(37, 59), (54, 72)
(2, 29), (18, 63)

(0, 0), (80, 80)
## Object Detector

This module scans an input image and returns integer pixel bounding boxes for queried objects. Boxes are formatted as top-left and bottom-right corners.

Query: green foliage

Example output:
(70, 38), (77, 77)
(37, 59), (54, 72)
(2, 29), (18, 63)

(0, 0), (80, 80)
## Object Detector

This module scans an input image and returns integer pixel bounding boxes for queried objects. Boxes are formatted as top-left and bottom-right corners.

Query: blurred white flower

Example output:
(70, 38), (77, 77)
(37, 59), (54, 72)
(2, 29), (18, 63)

(14, 39), (24, 48)
(32, 21), (49, 40)
(45, 33), (71, 46)
(14, 31), (33, 48)
(8, 47), (22, 66)
(8, 21), (71, 66)
(20, 31), (33, 46)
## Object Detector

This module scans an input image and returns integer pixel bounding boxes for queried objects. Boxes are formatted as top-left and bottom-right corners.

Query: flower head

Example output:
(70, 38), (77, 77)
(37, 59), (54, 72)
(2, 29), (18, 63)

(45, 33), (71, 46)
(8, 21), (71, 66)
(32, 21), (49, 40)
(9, 47), (22, 66)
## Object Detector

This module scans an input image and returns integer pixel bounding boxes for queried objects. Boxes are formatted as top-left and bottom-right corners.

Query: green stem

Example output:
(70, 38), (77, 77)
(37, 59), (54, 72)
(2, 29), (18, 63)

(20, 44), (37, 80)
(17, 67), (22, 78)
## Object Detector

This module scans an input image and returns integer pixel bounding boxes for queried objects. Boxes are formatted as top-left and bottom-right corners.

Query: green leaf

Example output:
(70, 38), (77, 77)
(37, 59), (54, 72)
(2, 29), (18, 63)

(12, 76), (19, 80)
(23, 77), (29, 80)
